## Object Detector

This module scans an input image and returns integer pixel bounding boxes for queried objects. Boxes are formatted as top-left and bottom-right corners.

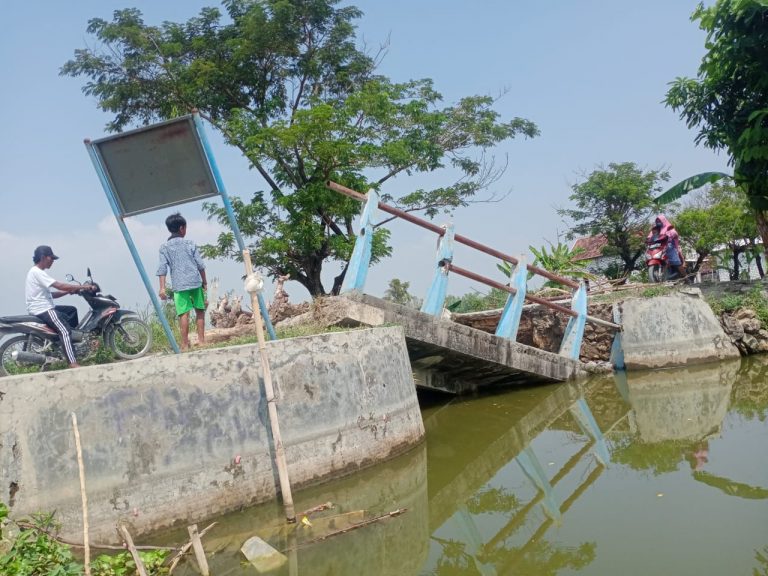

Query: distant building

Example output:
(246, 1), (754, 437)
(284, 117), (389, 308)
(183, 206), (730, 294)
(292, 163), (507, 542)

(571, 235), (620, 276)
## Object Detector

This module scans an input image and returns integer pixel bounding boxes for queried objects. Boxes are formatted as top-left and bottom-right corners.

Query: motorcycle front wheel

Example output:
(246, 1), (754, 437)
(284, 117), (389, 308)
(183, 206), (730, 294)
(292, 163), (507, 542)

(648, 264), (665, 283)
(0, 334), (48, 377)
(107, 317), (152, 360)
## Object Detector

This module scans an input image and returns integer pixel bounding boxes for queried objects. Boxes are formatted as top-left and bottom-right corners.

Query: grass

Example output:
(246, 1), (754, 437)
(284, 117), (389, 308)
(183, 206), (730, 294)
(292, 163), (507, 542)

(705, 285), (768, 328)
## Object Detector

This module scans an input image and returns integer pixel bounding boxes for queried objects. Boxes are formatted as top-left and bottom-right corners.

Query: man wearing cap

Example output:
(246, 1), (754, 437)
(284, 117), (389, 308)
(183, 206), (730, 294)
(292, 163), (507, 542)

(25, 245), (91, 369)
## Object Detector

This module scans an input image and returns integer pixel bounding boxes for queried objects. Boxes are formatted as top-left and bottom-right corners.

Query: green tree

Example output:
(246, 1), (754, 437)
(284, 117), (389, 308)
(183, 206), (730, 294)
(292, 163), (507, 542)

(665, 0), (768, 259)
(62, 0), (538, 297)
(558, 162), (670, 279)
(498, 241), (596, 288)
(383, 278), (420, 307)
(675, 180), (762, 280)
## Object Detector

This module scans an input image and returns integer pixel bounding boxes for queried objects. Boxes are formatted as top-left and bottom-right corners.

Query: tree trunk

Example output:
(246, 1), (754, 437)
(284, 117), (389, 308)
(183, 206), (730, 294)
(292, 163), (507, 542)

(295, 256), (327, 297)
(756, 252), (765, 278)
(756, 210), (768, 276)
(731, 248), (742, 281)
(331, 263), (349, 296)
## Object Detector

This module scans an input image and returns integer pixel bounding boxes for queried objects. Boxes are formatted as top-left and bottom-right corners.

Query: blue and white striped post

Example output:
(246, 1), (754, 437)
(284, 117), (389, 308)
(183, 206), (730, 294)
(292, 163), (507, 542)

(341, 189), (379, 294)
(192, 113), (277, 340)
(559, 281), (587, 360)
(495, 256), (528, 341)
(85, 140), (181, 354)
(421, 224), (455, 317)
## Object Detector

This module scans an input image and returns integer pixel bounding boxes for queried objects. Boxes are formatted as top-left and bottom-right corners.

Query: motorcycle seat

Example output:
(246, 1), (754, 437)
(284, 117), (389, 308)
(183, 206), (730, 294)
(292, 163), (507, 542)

(0, 315), (44, 323)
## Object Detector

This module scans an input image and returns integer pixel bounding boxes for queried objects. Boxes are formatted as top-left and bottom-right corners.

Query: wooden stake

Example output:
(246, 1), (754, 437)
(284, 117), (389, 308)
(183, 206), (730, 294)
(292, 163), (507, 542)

(187, 524), (210, 576)
(166, 522), (216, 574)
(71, 412), (91, 576)
(243, 250), (296, 522)
(119, 524), (148, 576)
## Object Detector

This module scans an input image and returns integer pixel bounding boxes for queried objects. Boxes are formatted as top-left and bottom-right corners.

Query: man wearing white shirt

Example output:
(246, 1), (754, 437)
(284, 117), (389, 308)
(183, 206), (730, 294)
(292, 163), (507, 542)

(25, 245), (92, 369)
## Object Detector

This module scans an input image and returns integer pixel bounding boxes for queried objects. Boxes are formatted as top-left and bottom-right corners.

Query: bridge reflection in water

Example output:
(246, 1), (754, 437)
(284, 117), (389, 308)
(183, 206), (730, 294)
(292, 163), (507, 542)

(165, 357), (768, 575)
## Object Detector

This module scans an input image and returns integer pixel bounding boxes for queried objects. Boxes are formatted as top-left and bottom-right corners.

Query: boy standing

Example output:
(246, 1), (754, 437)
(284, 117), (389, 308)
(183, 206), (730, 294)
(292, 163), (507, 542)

(157, 213), (208, 350)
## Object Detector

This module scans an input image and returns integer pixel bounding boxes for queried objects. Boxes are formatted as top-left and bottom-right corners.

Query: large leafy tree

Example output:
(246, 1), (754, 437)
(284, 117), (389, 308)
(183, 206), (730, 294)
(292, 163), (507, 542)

(62, 0), (538, 297)
(675, 180), (762, 279)
(558, 162), (669, 278)
(665, 0), (768, 258)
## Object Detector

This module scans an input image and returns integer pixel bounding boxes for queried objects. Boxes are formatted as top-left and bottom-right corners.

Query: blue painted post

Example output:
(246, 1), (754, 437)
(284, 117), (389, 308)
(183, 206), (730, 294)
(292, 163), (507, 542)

(420, 224), (455, 316)
(495, 256), (528, 340)
(341, 189), (379, 293)
(192, 113), (277, 340)
(85, 140), (180, 354)
(609, 303), (625, 370)
(569, 397), (611, 467)
(558, 281), (587, 360)
(516, 446), (561, 520)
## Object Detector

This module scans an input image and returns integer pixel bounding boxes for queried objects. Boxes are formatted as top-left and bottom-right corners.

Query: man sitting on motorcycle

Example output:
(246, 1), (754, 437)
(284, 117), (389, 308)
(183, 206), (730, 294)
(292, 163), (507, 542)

(25, 245), (94, 369)
(650, 214), (685, 280)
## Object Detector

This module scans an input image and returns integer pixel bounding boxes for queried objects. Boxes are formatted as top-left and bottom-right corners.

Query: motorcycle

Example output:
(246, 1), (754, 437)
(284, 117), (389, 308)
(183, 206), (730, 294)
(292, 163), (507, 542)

(0, 269), (152, 376)
(645, 232), (670, 283)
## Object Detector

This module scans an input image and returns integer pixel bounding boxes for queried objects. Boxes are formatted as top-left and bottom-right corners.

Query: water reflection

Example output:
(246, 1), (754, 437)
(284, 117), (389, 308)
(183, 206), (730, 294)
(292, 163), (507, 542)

(161, 357), (768, 575)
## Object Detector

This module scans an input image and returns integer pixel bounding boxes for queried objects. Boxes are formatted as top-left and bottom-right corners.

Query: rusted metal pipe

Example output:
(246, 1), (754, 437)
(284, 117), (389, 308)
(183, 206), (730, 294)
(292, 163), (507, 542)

(446, 264), (621, 330)
(326, 181), (578, 289)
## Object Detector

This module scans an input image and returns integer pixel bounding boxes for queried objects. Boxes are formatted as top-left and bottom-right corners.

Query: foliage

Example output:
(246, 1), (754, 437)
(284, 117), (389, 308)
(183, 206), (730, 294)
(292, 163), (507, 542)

(0, 512), (82, 576)
(0, 507), (170, 576)
(91, 550), (169, 576)
(558, 162), (670, 278)
(62, 0), (538, 298)
(383, 278), (421, 308)
(653, 172), (730, 205)
(444, 288), (508, 313)
(665, 0), (768, 249)
(640, 286), (673, 298)
(705, 286), (768, 328)
(674, 180), (761, 279)
(610, 436), (693, 476)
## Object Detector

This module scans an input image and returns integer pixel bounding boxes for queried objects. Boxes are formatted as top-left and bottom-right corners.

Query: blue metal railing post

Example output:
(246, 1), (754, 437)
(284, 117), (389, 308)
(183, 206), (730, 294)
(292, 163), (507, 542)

(192, 113), (277, 340)
(85, 140), (180, 354)
(609, 303), (625, 370)
(495, 256), (528, 340)
(559, 281), (587, 360)
(341, 189), (379, 293)
(421, 224), (455, 316)
(569, 397), (611, 467)
(516, 446), (561, 520)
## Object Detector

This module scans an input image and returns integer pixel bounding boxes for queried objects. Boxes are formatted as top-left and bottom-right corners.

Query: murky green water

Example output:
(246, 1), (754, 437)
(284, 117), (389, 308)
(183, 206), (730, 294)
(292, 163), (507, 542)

(165, 356), (768, 575)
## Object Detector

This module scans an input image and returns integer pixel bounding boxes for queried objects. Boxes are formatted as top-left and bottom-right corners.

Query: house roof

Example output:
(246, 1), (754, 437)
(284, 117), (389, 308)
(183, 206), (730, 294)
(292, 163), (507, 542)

(571, 235), (609, 261)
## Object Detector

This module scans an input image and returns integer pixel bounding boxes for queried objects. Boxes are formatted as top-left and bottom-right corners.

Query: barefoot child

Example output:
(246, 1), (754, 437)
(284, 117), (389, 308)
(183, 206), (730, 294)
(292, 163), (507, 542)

(157, 213), (208, 350)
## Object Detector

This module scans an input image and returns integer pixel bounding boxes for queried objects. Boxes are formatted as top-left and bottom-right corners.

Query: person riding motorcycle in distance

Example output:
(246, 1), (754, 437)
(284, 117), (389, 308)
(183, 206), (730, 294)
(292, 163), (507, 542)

(25, 245), (95, 369)
(648, 214), (685, 280)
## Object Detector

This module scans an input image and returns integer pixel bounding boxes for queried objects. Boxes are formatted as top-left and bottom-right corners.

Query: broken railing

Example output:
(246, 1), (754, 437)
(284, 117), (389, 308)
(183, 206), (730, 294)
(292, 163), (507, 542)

(326, 181), (621, 360)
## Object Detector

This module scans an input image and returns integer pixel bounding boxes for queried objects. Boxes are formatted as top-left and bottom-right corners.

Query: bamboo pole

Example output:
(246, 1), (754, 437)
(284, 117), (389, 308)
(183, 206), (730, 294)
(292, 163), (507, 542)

(71, 413), (91, 576)
(187, 524), (210, 576)
(118, 525), (148, 576)
(242, 250), (296, 522)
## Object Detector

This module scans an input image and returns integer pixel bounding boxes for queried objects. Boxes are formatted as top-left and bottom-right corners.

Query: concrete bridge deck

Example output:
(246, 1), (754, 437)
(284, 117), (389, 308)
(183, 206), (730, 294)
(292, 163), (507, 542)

(307, 293), (586, 394)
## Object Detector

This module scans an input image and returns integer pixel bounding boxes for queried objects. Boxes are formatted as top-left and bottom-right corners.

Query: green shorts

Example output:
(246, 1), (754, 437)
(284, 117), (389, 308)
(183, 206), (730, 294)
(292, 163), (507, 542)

(173, 287), (206, 316)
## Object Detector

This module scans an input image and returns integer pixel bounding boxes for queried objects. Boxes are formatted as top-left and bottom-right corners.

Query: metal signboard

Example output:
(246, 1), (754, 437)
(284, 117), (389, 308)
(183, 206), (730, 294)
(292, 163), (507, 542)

(90, 115), (219, 217)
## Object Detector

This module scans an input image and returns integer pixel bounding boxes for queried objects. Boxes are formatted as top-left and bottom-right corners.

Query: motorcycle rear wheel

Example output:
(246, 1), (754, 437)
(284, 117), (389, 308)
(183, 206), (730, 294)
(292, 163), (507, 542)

(648, 264), (665, 283)
(0, 335), (49, 377)
(107, 317), (152, 360)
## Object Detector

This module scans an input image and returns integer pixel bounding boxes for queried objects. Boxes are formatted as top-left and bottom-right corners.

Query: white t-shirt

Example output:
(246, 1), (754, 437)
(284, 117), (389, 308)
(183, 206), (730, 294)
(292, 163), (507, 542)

(25, 266), (56, 315)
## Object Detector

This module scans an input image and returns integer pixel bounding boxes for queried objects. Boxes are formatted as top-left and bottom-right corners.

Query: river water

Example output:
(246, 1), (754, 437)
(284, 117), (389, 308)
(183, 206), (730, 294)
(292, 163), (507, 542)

(166, 356), (768, 575)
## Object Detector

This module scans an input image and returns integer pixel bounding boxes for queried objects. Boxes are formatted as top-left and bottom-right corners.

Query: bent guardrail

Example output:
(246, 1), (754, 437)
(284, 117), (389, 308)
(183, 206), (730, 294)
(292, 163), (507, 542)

(326, 181), (620, 360)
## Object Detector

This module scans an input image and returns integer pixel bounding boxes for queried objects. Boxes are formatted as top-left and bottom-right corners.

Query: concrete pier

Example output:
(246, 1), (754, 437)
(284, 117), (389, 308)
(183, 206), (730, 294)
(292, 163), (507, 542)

(0, 326), (424, 542)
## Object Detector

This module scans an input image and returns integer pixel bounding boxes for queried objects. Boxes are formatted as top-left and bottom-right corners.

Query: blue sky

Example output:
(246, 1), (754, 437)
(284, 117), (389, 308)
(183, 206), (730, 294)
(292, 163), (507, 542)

(0, 0), (728, 318)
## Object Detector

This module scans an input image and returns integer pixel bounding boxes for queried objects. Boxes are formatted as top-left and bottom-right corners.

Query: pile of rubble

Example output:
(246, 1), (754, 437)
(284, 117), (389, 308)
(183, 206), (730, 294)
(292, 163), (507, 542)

(719, 308), (768, 355)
